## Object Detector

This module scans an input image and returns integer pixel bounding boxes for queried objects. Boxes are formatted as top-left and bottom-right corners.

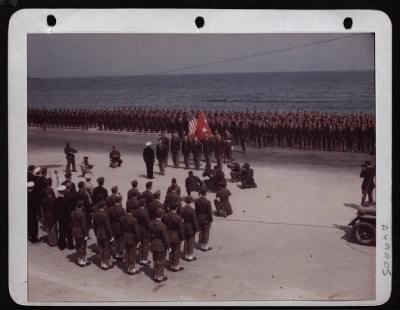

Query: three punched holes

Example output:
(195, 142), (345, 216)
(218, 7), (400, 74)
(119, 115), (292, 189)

(46, 14), (352, 30)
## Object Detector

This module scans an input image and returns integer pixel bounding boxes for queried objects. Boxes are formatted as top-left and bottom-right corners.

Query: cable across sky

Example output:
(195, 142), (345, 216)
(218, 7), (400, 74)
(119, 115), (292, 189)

(145, 33), (369, 76)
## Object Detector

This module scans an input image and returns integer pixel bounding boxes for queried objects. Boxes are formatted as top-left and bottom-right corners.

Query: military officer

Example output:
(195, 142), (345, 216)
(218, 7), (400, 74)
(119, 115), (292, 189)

(149, 208), (171, 283)
(70, 201), (91, 267)
(156, 139), (168, 176)
(109, 202), (126, 259)
(162, 203), (185, 272)
(214, 183), (233, 217)
(133, 199), (151, 265)
(170, 132), (181, 168)
(194, 189), (213, 251)
(120, 207), (141, 274)
(180, 196), (199, 261)
(64, 142), (78, 172)
(93, 203), (114, 270)
(143, 141), (155, 179)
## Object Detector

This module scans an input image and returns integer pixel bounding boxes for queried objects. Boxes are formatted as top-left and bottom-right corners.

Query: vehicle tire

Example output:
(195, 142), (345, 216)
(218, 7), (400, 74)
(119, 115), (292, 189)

(354, 222), (375, 245)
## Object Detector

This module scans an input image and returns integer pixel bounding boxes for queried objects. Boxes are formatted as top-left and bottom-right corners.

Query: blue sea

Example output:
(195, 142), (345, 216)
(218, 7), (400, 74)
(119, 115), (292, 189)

(28, 71), (375, 113)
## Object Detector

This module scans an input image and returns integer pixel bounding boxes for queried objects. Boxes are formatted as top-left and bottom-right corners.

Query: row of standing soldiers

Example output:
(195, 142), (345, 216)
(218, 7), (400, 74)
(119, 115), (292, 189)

(28, 166), (223, 282)
(29, 107), (375, 153)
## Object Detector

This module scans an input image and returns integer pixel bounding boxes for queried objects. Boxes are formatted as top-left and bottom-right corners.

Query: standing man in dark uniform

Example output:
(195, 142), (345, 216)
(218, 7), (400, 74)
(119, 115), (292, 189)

(109, 202), (126, 259)
(75, 181), (91, 230)
(93, 177), (108, 204)
(214, 134), (225, 169)
(180, 196), (199, 261)
(127, 180), (140, 200)
(156, 139), (168, 176)
(163, 203), (185, 272)
(141, 181), (154, 209)
(120, 207), (141, 274)
(192, 137), (203, 170)
(195, 189), (213, 251)
(160, 131), (170, 166)
(70, 201), (91, 267)
(360, 161), (376, 206)
(223, 130), (233, 163)
(134, 199), (151, 265)
(55, 185), (75, 250)
(149, 208), (171, 283)
(170, 132), (181, 168)
(182, 135), (192, 169)
(143, 141), (155, 179)
(148, 190), (163, 220)
(64, 142), (78, 172)
(93, 203), (114, 270)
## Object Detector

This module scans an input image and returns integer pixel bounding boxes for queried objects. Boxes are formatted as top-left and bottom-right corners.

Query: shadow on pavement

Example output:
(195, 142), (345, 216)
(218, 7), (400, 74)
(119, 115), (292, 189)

(343, 203), (360, 210)
(332, 224), (358, 244)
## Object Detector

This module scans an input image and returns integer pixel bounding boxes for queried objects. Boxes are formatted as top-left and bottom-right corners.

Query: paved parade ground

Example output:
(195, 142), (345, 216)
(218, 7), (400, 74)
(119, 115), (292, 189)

(27, 128), (376, 303)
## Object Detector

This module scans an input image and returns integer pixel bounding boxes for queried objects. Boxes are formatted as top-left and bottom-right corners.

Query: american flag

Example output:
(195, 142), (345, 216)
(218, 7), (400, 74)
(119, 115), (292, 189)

(188, 111), (198, 138)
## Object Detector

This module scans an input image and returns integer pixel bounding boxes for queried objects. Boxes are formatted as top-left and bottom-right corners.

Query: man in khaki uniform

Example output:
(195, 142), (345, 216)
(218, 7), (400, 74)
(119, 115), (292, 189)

(195, 189), (213, 251)
(109, 202), (126, 259)
(120, 208), (141, 274)
(70, 201), (91, 267)
(162, 203), (185, 272)
(179, 196), (199, 261)
(214, 184), (233, 217)
(149, 208), (171, 283)
(93, 204), (114, 269)
(134, 199), (151, 265)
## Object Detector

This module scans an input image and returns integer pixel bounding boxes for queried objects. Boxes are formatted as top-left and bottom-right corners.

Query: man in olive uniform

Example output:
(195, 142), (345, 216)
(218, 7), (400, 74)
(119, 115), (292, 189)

(55, 185), (75, 250)
(62, 171), (77, 194)
(170, 132), (181, 168)
(141, 181), (154, 209)
(214, 183), (233, 217)
(64, 142), (78, 172)
(143, 141), (155, 179)
(75, 181), (92, 230)
(120, 207), (141, 274)
(223, 130), (233, 163)
(192, 137), (203, 170)
(214, 134), (225, 169)
(79, 156), (94, 177)
(149, 208), (171, 283)
(127, 180), (140, 200)
(194, 189), (213, 251)
(156, 139), (168, 176)
(148, 190), (163, 220)
(360, 161), (376, 206)
(93, 204), (114, 270)
(181, 135), (192, 169)
(185, 170), (203, 197)
(133, 199), (151, 265)
(180, 196), (199, 261)
(163, 203), (185, 272)
(109, 202), (126, 259)
(240, 163), (257, 189)
(70, 201), (91, 267)
(164, 186), (181, 214)
(126, 190), (141, 213)
(41, 190), (58, 247)
(109, 145), (123, 168)
(167, 178), (181, 196)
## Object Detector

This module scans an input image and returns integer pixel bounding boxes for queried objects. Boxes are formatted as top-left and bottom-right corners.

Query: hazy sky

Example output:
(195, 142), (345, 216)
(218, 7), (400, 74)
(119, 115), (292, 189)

(28, 33), (374, 78)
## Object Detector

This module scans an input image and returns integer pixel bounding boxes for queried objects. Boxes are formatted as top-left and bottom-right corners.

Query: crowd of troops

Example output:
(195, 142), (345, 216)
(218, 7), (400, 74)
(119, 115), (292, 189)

(27, 161), (245, 282)
(28, 107), (375, 153)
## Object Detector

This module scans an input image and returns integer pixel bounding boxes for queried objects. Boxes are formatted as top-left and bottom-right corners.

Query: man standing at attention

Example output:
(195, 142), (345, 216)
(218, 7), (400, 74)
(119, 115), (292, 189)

(195, 189), (213, 251)
(143, 141), (155, 179)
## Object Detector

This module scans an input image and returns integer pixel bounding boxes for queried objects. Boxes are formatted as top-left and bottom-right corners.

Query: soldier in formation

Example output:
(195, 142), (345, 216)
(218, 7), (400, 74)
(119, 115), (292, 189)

(28, 165), (220, 280)
(30, 107), (375, 154)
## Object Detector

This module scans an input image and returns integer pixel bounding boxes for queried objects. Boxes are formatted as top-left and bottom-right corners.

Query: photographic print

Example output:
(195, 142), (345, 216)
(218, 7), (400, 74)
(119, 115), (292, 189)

(8, 9), (392, 306)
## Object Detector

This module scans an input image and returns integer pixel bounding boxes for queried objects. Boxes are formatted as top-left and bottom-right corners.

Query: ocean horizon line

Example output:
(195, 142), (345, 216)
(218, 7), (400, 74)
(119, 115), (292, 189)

(28, 69), (374, 80)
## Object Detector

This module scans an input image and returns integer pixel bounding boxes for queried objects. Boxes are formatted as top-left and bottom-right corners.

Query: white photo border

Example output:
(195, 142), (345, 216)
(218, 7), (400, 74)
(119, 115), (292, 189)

(8, 9), (392, 306)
